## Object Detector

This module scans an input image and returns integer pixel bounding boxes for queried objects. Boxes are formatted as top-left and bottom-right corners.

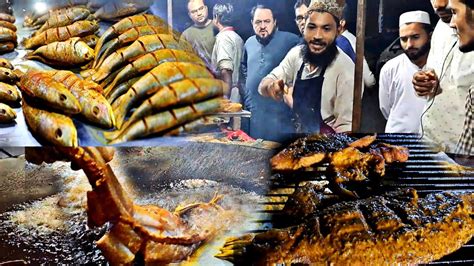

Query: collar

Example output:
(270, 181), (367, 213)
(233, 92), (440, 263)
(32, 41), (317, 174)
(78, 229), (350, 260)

(220, 26), (235, 33)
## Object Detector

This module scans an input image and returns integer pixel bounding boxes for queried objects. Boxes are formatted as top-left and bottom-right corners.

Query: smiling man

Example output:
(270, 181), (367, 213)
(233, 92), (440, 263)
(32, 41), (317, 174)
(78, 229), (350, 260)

(449, 0), (474, 155)
(258, 0), (355, 134)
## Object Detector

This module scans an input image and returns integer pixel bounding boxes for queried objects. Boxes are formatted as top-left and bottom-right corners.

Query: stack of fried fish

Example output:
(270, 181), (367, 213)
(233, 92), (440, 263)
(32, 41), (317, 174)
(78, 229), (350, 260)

(22, 5), (98, 68)
(18, 69), (114, 146)
(0, 58), (18, 123)
(0, 0), (16, 54)
(83, 14), (225, 144)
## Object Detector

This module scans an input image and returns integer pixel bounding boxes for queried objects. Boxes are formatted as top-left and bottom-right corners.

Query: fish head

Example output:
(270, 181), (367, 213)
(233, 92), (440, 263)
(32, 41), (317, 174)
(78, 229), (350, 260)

(52, 123), (78, 147)
(88, 20), (100, 33)
(55, 90), (82, 114)
(90, 100), (115, 129)
(76, 41), (95, 62)
(0, 103), (16, 122)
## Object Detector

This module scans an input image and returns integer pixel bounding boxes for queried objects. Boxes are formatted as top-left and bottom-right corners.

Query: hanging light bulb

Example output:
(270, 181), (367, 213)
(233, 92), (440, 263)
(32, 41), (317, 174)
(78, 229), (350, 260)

(34, 2), (48, 14)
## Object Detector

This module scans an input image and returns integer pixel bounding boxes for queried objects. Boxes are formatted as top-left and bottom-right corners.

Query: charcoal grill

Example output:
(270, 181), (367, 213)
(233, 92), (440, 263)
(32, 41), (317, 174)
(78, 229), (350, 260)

(257, 133), (474, 264)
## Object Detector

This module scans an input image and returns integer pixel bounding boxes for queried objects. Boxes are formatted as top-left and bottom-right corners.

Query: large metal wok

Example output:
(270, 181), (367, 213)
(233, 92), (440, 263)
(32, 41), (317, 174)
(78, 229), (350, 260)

(0, 140), (275, 264)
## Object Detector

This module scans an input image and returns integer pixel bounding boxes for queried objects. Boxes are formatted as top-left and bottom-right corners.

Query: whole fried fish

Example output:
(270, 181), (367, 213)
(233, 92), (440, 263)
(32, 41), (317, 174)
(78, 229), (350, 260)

(0, 102), (16, 123)
(23, 101), (78, 147)
(48, 70), (115, 128)
(26, 38), (95, 67)
(19, 71), (81, 115)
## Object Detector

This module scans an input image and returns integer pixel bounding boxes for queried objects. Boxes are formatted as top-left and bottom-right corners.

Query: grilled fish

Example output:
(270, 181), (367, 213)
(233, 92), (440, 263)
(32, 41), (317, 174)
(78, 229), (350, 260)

(218, 189), (474, 265)
(271, 134), (355, 171)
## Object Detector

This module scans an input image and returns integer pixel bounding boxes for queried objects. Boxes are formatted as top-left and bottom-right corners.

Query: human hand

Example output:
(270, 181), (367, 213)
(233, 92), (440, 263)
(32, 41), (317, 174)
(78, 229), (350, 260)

(412, 69), (439, 98)
(268, 79), (286, 101)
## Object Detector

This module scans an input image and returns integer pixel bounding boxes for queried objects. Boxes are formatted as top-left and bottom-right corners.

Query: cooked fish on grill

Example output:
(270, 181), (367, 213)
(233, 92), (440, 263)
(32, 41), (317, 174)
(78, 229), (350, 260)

(271, 134), (410, 198)
(218, 188), (474, 265)
(271, 134), (355, 171)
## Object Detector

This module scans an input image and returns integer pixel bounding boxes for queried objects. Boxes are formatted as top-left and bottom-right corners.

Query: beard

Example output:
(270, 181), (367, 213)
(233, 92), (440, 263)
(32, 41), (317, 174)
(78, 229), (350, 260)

(403, 41), (431, 61)
(301, 40), (338, 68)
(256, 28), (276, 45)
(459, 40), (474, 53)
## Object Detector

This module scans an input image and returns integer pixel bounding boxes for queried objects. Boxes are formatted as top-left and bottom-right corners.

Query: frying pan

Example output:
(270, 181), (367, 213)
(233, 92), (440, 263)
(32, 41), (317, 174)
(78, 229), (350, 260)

(0, 141), (275, 264)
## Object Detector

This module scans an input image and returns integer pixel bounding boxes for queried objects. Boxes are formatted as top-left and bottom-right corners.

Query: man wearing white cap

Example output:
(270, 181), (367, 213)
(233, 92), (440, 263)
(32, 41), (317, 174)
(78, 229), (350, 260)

(412, 0), (474, 153)
(379, 11), (432, 133)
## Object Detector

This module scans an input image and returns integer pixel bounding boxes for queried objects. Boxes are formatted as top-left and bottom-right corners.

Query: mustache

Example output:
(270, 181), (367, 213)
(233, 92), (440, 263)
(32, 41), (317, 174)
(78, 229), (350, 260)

(309, 40), (327, 46)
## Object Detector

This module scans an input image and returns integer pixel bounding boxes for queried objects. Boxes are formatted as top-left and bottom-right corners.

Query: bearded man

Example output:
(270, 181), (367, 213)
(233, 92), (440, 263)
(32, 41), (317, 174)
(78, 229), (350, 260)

(240, 4), (300, 141)
(258, 0), (355, 134)
(379, 11), (432, 133)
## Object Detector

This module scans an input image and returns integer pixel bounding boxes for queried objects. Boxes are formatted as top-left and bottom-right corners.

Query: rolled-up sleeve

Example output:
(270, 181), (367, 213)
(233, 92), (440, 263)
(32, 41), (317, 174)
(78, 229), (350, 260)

(214, 36), (235, 72)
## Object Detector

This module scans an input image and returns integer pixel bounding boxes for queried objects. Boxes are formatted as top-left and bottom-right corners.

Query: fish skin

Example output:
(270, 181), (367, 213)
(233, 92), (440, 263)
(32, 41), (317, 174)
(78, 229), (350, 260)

(110, 97), (220, 144)
(23, 101), (78, 147)
(112, 62), (214, 129)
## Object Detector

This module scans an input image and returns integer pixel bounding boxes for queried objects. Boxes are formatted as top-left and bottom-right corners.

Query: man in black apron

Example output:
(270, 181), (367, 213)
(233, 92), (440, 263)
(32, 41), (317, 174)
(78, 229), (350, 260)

(259, 0), (353, 134)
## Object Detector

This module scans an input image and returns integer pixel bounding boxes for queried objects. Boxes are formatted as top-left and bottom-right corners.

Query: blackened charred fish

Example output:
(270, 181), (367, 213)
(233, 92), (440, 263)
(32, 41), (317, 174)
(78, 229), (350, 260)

(218, 189), (474, 265)
(271, 134), (355, 171)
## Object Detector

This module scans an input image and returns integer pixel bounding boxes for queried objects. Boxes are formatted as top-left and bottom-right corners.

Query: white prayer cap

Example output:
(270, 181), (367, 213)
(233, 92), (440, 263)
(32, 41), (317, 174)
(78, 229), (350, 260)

(399, 11), (431, 27)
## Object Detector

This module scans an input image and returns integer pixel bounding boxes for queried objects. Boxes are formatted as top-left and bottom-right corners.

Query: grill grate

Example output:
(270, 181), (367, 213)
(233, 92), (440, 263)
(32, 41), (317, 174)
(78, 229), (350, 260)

(259, 133), (474, 264)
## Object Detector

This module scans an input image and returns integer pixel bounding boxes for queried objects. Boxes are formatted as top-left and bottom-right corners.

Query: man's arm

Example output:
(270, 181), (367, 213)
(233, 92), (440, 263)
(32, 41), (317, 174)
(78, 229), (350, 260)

(238, 48), (248, 103)
(259, 46), (300, 100)
(363, 58), (376, 88)
(378, 64), (392, 119)
(220, 68), (233, 98)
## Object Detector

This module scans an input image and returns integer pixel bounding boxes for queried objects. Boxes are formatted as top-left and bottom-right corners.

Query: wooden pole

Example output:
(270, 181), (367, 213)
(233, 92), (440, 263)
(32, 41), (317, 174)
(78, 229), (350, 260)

(352, 0), (366, 133)
(167, 0), (173, 34)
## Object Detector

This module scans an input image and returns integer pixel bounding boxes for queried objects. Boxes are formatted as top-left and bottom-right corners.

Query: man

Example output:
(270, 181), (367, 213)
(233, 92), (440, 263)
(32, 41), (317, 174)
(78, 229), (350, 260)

(241, 5), (300, 141)
(412, 0), (474, 153)
(449, 0), (473, 155)
(180, 0), (215, 64)
(300, 1), (375, 88)
(211, 2), (244, 100)
(294, 0), (311, 35)
(379, 11), (432, 133)
(259, 0), (355, 133)
(339, 7), (376, 88)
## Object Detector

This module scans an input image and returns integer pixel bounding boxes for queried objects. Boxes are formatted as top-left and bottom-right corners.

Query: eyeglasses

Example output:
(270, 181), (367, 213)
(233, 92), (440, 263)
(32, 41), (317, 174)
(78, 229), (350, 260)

(295, 16), (305, 23)
(190, 5), (205, 15)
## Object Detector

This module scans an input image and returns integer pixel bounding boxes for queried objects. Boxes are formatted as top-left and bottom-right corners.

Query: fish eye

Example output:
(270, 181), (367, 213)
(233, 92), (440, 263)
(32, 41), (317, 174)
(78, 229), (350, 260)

(7, 90), (12, 94)
(0, 109), (5, 114)
(93, 106), (100, 116)
(60, 94), (67, 101)
(55, 128), (63, 138)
